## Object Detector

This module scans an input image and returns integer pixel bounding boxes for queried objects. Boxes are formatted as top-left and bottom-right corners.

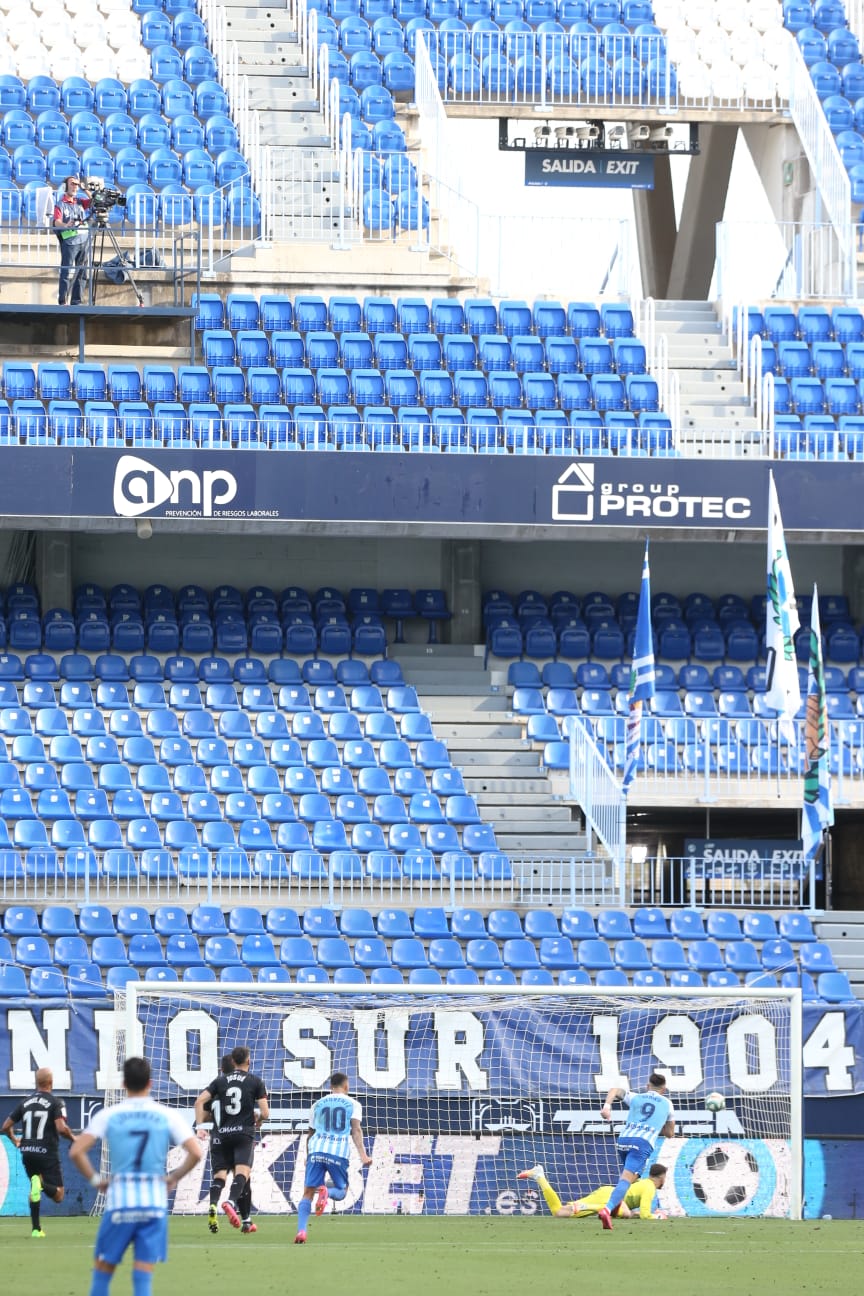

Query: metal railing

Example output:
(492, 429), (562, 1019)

(624, 854), (818, 912)
(421, 30), (783, 113)
(786, 36), (855, 296)
(0, 225), (202, 298)
(259, 134), (358, 246)
(0, 415), (747, 456)
(568, 719), (626, 903)
(199, 0), (260, 186)
(564, 712), (860, 805)
(1, 411), (843, 458)
(0, 849), (818, 912)
(0, 855), (614, 911)
(416, 34), (640, 290)
(0, 199), (257, 280)
(716, 221), (854, 304)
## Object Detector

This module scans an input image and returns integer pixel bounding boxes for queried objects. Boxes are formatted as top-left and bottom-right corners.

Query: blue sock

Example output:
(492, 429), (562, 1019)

(89, 1270), (111, 1296)
(606, 1177), (631, 1214)
(297, 1198), (312, 1233)
(132, 1271), (152, 1296)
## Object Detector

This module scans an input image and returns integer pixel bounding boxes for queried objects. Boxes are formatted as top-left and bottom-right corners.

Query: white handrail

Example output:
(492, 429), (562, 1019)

(787, 32), (854, 295)
(847, 0), (864, 44)
(638, 296), (656, 375)
(750, 332), (763, 421)
(655, 330), (669, 412)
(666, 370), (680, 436)
(568, 720), (626, 905)
(762, 370), (776, 451)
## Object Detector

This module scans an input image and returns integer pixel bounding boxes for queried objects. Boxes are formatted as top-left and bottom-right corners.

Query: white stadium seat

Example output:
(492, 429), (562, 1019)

(82, 43), (116, 79)
(106, 14), (142, 50)
(16, 48), (53, 79)
(711, 60), (745, 101)
(114, 46), (152, 81)
(742, 59), (778, 102)
(77, 17), (109, 49)
(749, 0), (782, 34)
(50, 49), (85, 79)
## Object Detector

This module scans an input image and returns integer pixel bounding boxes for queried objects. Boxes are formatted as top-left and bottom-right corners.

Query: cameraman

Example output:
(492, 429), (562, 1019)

(53, 175), (90, 306)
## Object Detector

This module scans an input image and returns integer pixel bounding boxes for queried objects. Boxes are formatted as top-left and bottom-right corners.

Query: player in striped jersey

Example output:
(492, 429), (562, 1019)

(294, 1072), (372, 1245)
(71, 1057), (202, 1296)
(598, 1072), (675, 1231)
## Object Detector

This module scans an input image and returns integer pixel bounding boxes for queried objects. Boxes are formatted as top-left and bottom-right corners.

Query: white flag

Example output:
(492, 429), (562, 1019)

(764, 472), (800, 741)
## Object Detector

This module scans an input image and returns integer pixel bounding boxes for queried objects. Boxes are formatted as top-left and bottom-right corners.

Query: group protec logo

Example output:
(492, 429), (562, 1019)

(112, 455), (239, 518)
(551, 462), (753, 525)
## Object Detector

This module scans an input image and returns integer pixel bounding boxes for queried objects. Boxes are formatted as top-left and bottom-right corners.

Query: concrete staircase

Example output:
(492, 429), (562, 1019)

(391, 645), (589, 861)
(222, 2), (343, 237)
(815, 914), (864, 999)
(653, 300), (764, 457)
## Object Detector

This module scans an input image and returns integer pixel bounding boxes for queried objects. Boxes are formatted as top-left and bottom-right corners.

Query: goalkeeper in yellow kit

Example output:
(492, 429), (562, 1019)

(518, 1163), (668, 1219)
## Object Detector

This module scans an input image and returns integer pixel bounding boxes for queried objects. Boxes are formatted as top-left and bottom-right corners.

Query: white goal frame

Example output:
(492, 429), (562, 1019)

(118, 982), (803, 1221)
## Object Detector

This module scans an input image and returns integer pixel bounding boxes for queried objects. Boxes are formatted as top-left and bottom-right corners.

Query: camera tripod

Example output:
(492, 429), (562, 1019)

(87, 213), (144, 307)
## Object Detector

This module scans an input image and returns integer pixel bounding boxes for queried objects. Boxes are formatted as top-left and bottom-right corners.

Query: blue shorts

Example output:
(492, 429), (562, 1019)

(617, 1138), (653, 1176)
(305, 1154), (349, 1194)
(95, 1211), (168, 1267)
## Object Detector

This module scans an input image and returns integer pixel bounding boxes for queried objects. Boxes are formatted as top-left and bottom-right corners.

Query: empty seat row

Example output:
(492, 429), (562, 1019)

(0, 652), (406, 685)
(0, 961), (852, 1002)
(192, 292), (637, 339)
(1, 901), (817, 943)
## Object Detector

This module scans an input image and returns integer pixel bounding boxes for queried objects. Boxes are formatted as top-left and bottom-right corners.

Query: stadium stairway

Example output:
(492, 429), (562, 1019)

(653, 300), (762, 454)
(223, 0), (452, 279)
(392, 644), (591, 864)
(815, 913), (864, 999)
(226, 0), (332, 146)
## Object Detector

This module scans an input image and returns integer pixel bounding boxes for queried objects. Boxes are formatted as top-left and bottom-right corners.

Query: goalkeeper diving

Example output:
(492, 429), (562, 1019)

(518, 1163), (668, 1220)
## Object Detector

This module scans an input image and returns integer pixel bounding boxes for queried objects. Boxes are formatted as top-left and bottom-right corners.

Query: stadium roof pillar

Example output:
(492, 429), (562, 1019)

(633, 123), (737, 301)
(632, 154), (676, 301)
(447, 539), (482, 645)
(36, 531), (72, 613)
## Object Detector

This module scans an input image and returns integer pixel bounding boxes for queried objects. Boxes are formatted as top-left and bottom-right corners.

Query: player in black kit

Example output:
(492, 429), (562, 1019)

(195, 1046), (269, 1235)
(1, 1067), (74, 1237)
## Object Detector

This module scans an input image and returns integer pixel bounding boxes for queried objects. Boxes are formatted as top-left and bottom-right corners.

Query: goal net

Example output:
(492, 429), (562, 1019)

(111, 984), (802, 1220)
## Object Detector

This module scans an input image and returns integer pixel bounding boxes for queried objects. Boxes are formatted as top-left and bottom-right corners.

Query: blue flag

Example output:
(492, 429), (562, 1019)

(802, 587), (833, 862)
(622, 541), (655, 796)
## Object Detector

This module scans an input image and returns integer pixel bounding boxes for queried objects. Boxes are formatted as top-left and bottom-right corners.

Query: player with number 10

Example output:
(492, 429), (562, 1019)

(295, 1071), (372, 1245)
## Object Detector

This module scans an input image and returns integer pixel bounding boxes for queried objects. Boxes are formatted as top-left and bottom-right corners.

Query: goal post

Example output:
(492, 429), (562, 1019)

(114, 983), (803, 1221)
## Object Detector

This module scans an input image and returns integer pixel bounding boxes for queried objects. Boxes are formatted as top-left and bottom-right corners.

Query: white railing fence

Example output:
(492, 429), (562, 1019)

(716, 221), (853, 304)
(0, 853), (816, 910)
(568, 720), (627, 904)
(847, 0), (864, 46)
(422, 30), (781, 114)
(786, 35), (855, 296)
(625, 854), (819, 912)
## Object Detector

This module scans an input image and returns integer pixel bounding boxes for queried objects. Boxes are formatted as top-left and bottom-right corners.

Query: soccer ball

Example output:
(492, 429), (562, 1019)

(705, 1091), (725, 1113)
(691, 1143), (761, 1212)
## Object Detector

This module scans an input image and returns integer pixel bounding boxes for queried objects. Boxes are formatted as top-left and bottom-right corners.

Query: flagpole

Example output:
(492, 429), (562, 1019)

(765, 472), (801, 800)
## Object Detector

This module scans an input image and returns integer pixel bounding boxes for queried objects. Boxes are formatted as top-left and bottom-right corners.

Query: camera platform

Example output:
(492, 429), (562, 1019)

(0, 304), (196, 362)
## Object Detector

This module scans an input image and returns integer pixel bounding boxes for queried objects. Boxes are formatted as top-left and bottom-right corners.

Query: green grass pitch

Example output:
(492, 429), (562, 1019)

(1, 1216), (860, 1296)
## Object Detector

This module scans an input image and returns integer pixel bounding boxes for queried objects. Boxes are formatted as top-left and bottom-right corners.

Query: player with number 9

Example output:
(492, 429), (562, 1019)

(294, 1071), (373, 1245)
(598, 1071), (676, 1231)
